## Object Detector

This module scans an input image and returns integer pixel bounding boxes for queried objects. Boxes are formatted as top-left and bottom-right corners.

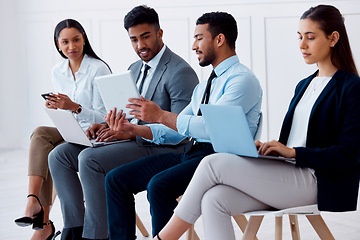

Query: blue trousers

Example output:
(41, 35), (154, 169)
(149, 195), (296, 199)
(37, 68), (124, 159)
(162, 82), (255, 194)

(105, 143), (214, 240)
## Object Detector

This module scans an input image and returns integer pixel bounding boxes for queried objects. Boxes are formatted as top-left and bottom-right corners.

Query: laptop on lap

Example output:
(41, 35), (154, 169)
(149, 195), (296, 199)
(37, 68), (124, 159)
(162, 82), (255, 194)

(200, 104), (295, 162)
(45, 108), (129, 147)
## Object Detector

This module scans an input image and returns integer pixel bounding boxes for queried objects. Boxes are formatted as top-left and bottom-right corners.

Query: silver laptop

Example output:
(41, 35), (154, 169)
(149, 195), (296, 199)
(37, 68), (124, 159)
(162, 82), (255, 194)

(200, 104), (295, 162)
(45, 108), (129, 147)
(95, 70), (140, 118)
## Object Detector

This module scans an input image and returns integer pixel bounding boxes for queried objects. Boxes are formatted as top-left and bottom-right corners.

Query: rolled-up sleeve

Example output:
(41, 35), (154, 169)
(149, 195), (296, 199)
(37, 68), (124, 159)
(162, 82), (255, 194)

(144, 124), (187, 145)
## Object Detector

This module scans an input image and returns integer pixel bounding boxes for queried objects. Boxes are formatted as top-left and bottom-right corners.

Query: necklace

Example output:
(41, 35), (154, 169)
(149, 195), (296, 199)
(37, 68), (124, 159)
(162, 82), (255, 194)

(312, 77), (323, 94)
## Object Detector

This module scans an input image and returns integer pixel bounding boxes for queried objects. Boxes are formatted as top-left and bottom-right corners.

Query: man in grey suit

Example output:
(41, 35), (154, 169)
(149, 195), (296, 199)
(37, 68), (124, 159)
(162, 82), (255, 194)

(48, 5), (198, 240)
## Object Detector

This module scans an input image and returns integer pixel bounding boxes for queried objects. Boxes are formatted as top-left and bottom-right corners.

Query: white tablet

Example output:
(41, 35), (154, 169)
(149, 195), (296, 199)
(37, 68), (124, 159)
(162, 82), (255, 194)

(95, 70), (140, 118)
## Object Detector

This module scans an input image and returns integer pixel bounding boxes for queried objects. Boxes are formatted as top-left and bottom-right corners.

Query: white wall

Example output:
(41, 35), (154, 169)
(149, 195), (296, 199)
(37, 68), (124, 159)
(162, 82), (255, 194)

(0, 0), (21, 149)
(1, 0), (360, 149)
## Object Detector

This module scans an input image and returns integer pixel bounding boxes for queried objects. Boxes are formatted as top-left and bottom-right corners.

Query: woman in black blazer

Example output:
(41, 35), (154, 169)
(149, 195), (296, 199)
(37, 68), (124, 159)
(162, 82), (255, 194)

(152, 5), (360, 240)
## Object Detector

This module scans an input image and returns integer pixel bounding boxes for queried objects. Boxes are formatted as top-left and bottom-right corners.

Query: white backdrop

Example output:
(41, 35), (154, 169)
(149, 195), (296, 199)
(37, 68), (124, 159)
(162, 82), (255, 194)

(1, 0), (360, 149)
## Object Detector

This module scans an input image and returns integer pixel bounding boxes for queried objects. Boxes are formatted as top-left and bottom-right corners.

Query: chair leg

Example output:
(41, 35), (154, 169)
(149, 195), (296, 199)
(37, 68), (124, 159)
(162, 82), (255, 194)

(306, 215), (335, 240)
(51, 184), (57, 206)
(233, 215), (248, 233)
(233, 215), (258, 240)
(241, 216), (264, 240)
(275, 216), (283, 240)
(136, 213), (149, 237)
(288, 215), (300, 240)
(186, 224), (200, 240)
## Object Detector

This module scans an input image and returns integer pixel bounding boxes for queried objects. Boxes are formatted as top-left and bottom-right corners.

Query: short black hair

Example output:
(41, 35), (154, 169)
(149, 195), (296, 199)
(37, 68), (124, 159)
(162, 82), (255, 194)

(196, 12), (237, 50)
(124, 5), (160, 31)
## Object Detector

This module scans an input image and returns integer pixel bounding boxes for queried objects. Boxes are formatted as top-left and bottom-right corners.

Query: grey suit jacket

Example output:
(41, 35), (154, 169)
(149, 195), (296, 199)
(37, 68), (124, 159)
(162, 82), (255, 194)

(128, 47), (199, 145)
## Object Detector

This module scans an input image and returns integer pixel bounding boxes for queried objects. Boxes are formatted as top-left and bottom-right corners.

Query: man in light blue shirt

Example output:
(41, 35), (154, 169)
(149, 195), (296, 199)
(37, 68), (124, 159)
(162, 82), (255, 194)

(104, 11), (263, 240)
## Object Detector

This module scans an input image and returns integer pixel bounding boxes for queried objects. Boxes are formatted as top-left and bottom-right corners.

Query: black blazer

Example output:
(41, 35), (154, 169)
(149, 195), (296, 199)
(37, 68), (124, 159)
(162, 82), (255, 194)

(279, 69), (360, 211)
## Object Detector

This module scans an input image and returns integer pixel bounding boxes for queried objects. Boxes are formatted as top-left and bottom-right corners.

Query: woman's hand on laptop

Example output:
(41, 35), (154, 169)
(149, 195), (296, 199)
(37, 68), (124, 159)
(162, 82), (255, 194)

(256, 140), (296, 159)
(86, 123), (108, 139)
(95, 128), (134, 142)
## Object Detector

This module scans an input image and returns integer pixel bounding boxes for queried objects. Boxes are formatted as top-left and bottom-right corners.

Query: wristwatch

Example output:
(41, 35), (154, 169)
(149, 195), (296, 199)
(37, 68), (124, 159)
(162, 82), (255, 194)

(75, 104), (82, 114)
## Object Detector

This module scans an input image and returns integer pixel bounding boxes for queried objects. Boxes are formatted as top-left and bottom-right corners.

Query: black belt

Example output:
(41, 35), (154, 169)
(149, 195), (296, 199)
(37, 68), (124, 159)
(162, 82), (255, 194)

(192, 141), (212, 147)
(184, 139), (212, 154)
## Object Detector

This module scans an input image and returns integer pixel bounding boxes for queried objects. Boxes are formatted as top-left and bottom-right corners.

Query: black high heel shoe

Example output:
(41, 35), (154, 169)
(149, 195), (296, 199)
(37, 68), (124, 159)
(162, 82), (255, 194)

(14, 194), (44, 230)
(44, 220), (58, 240)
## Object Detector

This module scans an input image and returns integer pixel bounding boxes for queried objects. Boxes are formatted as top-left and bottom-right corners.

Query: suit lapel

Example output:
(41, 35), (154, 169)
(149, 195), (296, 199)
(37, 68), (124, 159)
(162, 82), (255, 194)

(144, 48), (171, 100)
(287, 73), (315, 116)
(131, 61), (142, 84)
(279, 71), (316, 144)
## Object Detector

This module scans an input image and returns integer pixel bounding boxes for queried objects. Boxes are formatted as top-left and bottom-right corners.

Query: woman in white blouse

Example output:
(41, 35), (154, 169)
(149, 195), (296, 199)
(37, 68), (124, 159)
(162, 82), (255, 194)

(153, 5), (360, 240)
(15, 19), (111, 240)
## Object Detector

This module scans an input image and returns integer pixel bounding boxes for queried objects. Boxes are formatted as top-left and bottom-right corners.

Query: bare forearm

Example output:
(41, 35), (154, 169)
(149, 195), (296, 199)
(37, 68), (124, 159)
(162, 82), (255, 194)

(132, 125), (154, 140)
(157, 111), (179, 131)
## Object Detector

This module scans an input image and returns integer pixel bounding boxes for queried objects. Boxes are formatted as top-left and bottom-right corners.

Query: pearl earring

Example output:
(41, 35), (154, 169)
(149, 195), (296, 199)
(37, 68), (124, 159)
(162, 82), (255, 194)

(59, 48), (62, 52)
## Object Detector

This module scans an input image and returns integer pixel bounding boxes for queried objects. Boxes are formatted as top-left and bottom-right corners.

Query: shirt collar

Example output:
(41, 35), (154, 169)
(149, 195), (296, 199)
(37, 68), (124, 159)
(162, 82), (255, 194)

(60, 54), (89, 77)
(142, 45), (166, 70)
(213, 55), (239, 77)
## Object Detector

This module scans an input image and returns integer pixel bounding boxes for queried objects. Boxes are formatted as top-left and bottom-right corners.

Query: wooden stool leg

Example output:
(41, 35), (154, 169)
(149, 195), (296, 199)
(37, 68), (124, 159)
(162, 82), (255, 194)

(233, 215), (248, 233)
(288, 215), (300, 240)
(193, 231), (200, 240)
(275, 216), (283, 240)
(136, 213), (149, 237)
(186, 224), (200, 240)
(233, 215), (258, 240)
(306, 215), (335, 240)
(241, 216), (264, 240)
(50, 184), (57, 211)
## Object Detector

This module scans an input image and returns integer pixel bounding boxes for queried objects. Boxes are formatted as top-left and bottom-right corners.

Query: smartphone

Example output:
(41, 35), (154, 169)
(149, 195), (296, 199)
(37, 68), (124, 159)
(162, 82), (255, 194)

(41, 92), (53, 100)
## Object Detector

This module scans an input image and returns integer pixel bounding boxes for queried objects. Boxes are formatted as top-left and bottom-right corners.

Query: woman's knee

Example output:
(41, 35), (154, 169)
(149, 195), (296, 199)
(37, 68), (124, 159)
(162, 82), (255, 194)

(201, 186), (228, 214)
(31, 126), (56, 139)
(199, 153), (230, 169)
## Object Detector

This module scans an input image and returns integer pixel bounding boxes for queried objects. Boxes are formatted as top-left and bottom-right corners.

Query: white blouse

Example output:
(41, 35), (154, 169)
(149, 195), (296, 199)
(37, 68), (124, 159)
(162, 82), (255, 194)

(51, 54), (111, 130)
(286, 76), (331, 148)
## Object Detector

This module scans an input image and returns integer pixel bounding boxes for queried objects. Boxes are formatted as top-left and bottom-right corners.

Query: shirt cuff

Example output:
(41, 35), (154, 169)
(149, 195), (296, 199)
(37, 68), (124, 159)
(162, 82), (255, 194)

(146, 124), (186, 145)
(176, 114), (192, 136)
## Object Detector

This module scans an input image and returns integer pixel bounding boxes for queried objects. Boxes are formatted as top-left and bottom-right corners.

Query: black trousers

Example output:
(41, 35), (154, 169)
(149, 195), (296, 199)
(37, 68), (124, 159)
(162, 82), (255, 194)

(105, 143), (214, 240)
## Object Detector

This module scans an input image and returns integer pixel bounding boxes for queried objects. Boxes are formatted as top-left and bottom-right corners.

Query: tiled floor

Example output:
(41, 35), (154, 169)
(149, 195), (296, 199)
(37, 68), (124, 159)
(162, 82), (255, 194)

(1, 148), (359, 239)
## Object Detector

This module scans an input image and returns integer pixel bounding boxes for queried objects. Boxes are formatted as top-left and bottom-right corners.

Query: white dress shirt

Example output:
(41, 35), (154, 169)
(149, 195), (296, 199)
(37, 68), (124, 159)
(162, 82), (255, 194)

(286, 76), (331, 148)
(137, 45), (166, 96)
(131, 45), (167, 125)
(51, 54), (111, 130)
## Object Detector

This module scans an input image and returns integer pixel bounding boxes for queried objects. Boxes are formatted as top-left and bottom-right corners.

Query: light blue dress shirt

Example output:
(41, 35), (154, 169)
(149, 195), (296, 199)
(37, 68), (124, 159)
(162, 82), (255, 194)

(147, 55), (263, 145)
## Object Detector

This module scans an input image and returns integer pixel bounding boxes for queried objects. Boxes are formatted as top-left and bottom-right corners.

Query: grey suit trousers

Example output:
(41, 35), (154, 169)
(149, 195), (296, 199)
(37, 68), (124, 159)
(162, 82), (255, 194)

(48, 140), (186, 239)
(174, 153), (317, 240)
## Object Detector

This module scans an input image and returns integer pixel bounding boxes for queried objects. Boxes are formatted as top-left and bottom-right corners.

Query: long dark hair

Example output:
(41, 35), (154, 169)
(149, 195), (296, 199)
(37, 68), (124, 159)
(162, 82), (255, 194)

(301, 5), (358, 76)
(54, 19), (111, 72)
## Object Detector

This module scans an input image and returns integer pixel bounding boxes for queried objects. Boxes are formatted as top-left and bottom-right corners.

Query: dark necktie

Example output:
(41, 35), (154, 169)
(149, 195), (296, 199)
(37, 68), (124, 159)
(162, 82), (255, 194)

(198, 70), (217, 115)
(138, 64), (151, 94)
